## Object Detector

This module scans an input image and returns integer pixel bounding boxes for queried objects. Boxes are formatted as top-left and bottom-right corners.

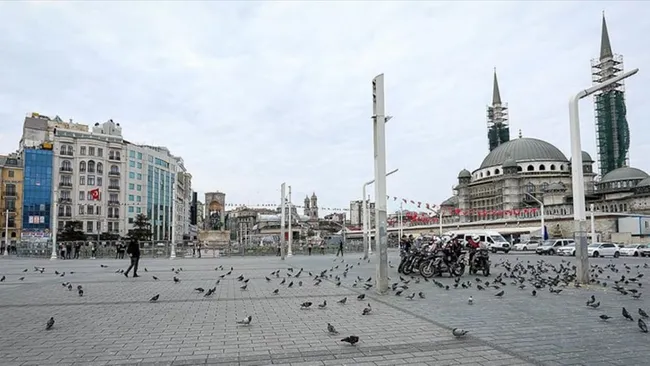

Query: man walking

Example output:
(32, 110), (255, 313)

(124, 238), (141, 278)
(336, 237), (344, 257)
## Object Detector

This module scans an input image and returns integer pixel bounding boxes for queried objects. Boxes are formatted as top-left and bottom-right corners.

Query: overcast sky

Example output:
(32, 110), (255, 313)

(1, 1), (649, 215)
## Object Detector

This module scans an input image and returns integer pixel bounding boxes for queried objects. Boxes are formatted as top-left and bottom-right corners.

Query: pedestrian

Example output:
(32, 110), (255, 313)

(65, 242), (72, 259)
(61, 243), (67, 260)
(319, 241), (325, 255)
(90, 242), (96, 259)
(124, 238), (141, 278)
(192, 243), (196, 257)
(276, 243), (281, 256)
(336, 237), (344, 257)
(197, 242), (202, 258)
(308, 243), (312, 256)
(74, 242), (81, 259)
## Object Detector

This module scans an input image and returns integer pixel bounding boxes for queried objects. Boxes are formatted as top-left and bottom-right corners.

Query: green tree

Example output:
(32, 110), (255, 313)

(127, 214), (152, 241)
(57, 221), (86, 241)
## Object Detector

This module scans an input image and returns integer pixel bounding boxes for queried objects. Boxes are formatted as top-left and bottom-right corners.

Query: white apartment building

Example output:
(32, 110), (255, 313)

(52, 119), (128, 237)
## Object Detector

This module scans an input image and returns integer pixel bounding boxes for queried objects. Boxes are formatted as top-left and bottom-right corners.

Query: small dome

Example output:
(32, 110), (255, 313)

(569, 151), (594, 164)
(479, 137), (568, 169)
(441, 196), (458, 206)
(636, 177), (650, 188)
(600, 167), (649, 183)
(458, 169), (471, 178)
(546, 182), (567, 192)
(502, 158), (517, 168)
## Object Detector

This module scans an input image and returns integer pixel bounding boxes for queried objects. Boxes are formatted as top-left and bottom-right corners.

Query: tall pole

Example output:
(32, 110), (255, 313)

(366, 195), (371, 253)
(590, 204), (596, 244)
(525, 193), (544, 242)
(438, 208), (443, 236)
(3, 209), (8, 256)
(372, 73), (389, 294)
(398, 202), (403, 238)
(280, 183), (286, 260)
(50, 188), (58, 260)
(569, 68), (638, 284)
(362, 188), (369, 259)
(287, 185), (293, 257)
(170, 182), (176, 259)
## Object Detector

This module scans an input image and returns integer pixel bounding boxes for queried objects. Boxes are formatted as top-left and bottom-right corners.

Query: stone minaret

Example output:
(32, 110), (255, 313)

(487, 69), (510, 152)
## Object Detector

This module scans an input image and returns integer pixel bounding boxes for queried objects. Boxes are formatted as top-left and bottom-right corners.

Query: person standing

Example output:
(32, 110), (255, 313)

(308, 243), (312, 256)
(73, 242), (81, 259)
(124, 238), (140, 278)
(197, 242), (202, 258)
(336, 237), (344, 257)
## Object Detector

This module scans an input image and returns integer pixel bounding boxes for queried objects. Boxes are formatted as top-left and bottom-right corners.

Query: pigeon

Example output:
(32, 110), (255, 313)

(265, 276), (271, 282)
(588, 301), (600, 309)
(78, 289), (84, 297)
(19, 277), (25, 281)
(318, 300), (327, 309)
(357, 294), (365, 301)
(149, 294), (160, 302)
(418, 292), (425, 299)
(599, 314), (612, 321)
(338, 297), (347, 304)
(623, 307), (634, 321)
(300, 301), (312, 309)
(341, 335), (359, 345)
(406, 293), (416, 300)
(46, 317), (55, 330)
(195, 287), (205, 293)
(532, 290), (537, 297)
(173, 277), (180, 283)
(327, 323), (339, 334)
(362, 303), (372, 315)
(152, 276), (159, 280)
(272, 289), (279, 295)
(452, 328), (468, 337)
(240, 284), (248, 291)
(586, 295), (596, 306)
(495, 290), (504, 297)
(639, 309), (649, 319)
(144, 268), (148, 272)
(236, 316), (252, 326)
(468, 296), (473, 305)
(639, 319), (648, 333)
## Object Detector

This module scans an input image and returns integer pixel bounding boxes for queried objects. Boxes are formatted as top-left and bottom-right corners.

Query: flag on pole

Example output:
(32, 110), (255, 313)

(90, 188), (101, 201)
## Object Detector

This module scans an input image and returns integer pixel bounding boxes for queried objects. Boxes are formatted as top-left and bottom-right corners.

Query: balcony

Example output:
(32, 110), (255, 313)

(60, 151), (73, 156)
(108, 156), (121, 161)
(2, 207), (16, 213)
(3, 190), (17, 197)
(108, 185), (121, 191)
(108, 200), (120, 206)
(58, 212), (72, 218)
(108, 214), (120, 219)
(59, 182), (73, 188)
(108, 171), (121, 177)
(58, 198), (72, 204)
(60, 166), (73, 173)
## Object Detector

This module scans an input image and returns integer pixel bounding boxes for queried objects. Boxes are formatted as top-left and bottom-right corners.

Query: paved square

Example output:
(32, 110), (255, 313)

(1, 251), (648, 365)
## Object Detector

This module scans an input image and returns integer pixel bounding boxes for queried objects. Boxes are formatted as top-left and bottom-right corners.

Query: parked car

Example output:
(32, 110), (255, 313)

(536, 239), (575, 255)
(620, 244), (649, 257)
(514, 241), (540, 251)
(557, 243), (576, 256)
(587, 242), (621, 258)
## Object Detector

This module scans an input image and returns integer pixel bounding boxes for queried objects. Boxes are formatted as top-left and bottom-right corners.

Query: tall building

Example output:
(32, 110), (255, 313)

(21, 148), (53, 242)
(0, 154), (24, 249)
(302, 193), (319, 221)
(349, 200), (375, 227)
(487, 69), (510, 152)
(592, 14), (630, 177)
(18, 112), (192, 242)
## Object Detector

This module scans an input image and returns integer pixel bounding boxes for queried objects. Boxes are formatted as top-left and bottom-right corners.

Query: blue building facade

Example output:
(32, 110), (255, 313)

(22, 148), (53, 232)
(146, 161), (174, 240)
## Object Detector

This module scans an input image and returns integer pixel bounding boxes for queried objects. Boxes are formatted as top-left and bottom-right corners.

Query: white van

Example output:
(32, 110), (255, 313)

(446, 230), (511, 254)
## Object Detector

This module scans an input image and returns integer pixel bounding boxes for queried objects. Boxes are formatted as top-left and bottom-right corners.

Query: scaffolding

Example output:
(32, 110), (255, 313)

(487, 102), (510, 151)
(591, 54), (630, 177)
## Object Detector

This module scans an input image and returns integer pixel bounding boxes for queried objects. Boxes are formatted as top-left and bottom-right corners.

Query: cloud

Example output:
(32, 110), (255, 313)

(0, 1), (649, 214)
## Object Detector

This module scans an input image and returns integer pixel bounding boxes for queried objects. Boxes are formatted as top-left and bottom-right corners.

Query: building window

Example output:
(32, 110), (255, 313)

(137, 152), (143, 159)
(136, 196), (141, 202)
(129, 172), (135, 179)
(79, 205), (84, 215)
(96, 221), (102, 232)
(550, 164), (556, 171)
(110, 165), (120, 174)
(137, 207), (142, 213)
(129, 183), (135, 190)
(97, 177), (102, 186)
(97, 162), (103, 174)
(86, 221), (93, 232)
(96, 206), (101, 215)
(80, 161), (86, 172)
(129, 151), (136, 158)
(539, 164), (546, 171)
(560, 165), (564, 170)
(87, 160), (95, 173)
(527, 165), (534, 171)
(137, 173), (142, 180)
(137, 162), (142, 169)
(129, 206), (134, 213)
(89, 147), (95, 156)
(494, 169), (500, 175)
(541, 182), (549, 192)
(8, 170), (14, 178)
(79, 191), (85, 201)
(80, 146), (87, 155)
(526, 183), (535, 193)
(87, 176), (95, 186)
(137, 184), (142, 191)
(129, 160), (135, 168)
(129, 195), (134, 202)
(87, 204), (93, 214)
(97, 148), (103, 157)
(79, 176), (85, 185)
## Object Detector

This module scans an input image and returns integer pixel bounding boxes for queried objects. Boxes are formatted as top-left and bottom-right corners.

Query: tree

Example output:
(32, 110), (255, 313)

(127, 214), (152, 241)
(99, 232), (121, 241)
(57, 221), (86, 242)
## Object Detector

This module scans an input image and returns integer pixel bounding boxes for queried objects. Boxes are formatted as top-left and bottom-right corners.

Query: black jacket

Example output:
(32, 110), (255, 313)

(126, 240), (140, 257)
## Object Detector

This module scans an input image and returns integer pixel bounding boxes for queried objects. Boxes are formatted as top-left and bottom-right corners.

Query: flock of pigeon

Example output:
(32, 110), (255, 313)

(4, 254), (649, 352)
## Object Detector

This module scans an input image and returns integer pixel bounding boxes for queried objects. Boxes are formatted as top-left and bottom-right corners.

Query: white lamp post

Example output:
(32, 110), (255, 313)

(280, 183), (286, 260)
(524, 193), (545, 242)
(287, 185), (293, 257)
(170, 184), (176, 259)
(569, 67), (639, 284)
(3, 209), (9, 256)
(362, 168), (398, 260)
(51, 188), (58, 260)
(590, 203), (596, 244)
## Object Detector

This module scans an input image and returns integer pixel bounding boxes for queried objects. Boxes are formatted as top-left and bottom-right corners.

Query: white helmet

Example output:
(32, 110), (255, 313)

(472, 235), (480, 241)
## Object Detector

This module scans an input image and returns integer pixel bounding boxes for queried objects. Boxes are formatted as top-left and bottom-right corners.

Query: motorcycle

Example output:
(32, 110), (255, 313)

(419, 249), (466, 278)
(469, 248), (491, 276)
(398, 246), (429, 275)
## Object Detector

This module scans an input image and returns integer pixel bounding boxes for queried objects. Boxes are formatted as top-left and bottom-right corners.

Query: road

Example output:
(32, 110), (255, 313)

(0, 251), (648, 365)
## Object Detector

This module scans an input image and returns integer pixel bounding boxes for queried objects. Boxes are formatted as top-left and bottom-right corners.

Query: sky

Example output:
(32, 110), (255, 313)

(1, 1), (649, 216)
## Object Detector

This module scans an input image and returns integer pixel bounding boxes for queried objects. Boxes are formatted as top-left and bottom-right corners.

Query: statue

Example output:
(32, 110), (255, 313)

(209, 211), (222, 231)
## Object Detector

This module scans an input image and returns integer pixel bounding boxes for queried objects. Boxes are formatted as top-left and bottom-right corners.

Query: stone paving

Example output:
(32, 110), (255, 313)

(0, 251), (648, 365)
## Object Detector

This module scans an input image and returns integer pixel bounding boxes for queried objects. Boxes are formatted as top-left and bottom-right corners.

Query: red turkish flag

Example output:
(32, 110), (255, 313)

(90, 188), (101, 201)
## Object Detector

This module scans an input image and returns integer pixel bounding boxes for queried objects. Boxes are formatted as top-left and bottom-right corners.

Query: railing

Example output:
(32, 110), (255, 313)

(3, 190), (17, 197)
(58, 198), (72, 204)
(60, 151), (73, 156)
(60, 166), (73, 172)
(108, 200), (120, 205)
(15, 240), (173, 259)
(108, 171), (120, 176)
(108, 156), (121, 161)
(108, 215), (120, 219)
(108, 185), (120, 190)
(58, 212), (72, 217)
(59, 182), (72, 188)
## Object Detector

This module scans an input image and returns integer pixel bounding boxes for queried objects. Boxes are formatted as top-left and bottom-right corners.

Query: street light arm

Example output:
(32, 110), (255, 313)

(579, 68), (639, 99)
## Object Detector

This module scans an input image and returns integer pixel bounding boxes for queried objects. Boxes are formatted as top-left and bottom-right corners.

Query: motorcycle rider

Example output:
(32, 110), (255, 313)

(468, 235), (481, 265)
(400, 235), (410, 252)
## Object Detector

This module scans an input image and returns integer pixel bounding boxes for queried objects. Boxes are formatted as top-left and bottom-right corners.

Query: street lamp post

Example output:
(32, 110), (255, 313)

(362, 168), (398, 260)
(569, 68), (639, 284)
(524, 193), (545, 242)
(280, 183), (286, 260)
(372, 73), (390, 294)
(170, 186), (176, 259)
(3, 209), (9, 256)
(287, 185), (293, 257)
(51, 189), (58, 260)
(590, 204), (596, 244)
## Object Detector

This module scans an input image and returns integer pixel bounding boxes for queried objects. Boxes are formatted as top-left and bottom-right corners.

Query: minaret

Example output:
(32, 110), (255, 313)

(592, 13), (630, 176)
(310, 192), (318, 220)
(303, 195), (310, 216)
(486, 68), (510, 151)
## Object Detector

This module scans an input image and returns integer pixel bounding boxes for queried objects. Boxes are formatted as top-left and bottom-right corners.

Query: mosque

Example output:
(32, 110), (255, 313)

(440, 15), (650, 233)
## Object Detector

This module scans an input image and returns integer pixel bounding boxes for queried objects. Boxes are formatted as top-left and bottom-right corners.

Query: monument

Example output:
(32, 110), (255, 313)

(198, 191), (231, 253)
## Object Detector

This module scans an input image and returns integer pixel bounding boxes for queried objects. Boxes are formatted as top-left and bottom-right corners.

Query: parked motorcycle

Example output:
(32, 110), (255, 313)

(419, 250), (466, 278)
(469, 248), (491, 276)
